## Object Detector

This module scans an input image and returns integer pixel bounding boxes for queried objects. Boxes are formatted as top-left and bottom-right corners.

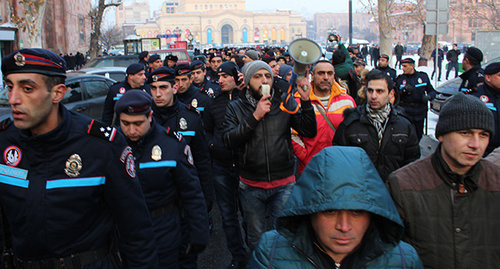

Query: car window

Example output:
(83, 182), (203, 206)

(108, 72), (126, 82)
(85, 80), (111, 98)
(115, 58), (138, 68)
(62, 82), (83, 104)
(94, 59), (114, 68)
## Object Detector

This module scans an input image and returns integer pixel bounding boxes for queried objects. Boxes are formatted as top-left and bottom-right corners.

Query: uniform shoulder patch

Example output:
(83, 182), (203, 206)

(0, 118), (12, 132)
(186, 104), (201, 115)
(164, 127), (183, 142)
(87, 119), (117, 142)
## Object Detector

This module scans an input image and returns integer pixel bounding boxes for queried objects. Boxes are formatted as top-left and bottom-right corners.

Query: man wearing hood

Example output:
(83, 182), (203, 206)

(248, 146), (422, 268)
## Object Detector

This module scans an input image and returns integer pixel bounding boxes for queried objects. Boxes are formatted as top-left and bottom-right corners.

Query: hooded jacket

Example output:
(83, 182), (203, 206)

(248, 146), (422, 268)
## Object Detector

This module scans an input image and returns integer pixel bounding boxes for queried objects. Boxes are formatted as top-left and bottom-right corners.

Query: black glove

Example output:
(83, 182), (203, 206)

(401, 84), (414, 96)
(184, 243), (207, 256)
(422, 94), (429, 103)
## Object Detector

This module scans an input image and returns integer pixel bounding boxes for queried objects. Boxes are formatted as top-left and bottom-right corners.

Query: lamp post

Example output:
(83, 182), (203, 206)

(452, 18), (456, 43)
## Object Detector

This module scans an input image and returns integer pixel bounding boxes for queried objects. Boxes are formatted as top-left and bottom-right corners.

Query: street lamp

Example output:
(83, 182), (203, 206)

(452, 19), (457, 43)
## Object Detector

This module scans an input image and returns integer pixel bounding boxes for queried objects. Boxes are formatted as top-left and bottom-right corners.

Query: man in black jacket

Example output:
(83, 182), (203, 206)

(333, 69), (420, 181)
(222, 60), (316, 251)
(460, 47), (484, 93)
(446, 44), (461, 80)
(394, 42), (404, 69)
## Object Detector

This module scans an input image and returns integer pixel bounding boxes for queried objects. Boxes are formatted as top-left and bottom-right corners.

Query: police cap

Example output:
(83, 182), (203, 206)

(147, 66), (175, 84)
(190, 60), (205, 71)
(380, 54), (390, 60)
(484, 62), (500, 75)
(114, 90), (152, 115)
(148, 54), (161, 63)
(175, 64), (191, 76)
(465, 47), (483, 63)
(1, 48), (67, 78)
(126, 63), (145, 75)
(401, 58), (415, 64)
(166, 55), (178, 62)
(193, 55), (207, 64)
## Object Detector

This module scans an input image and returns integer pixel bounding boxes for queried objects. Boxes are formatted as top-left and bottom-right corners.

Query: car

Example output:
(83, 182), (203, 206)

(149, 48), (191, 65)
(83, 55), (139, 69)
(69, 67), (127, 82)
(0, 74), (116, 122)
(430, 57), (500, 114)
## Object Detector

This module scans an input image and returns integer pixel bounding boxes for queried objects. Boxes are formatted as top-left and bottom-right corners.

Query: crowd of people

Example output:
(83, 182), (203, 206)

(0, 35), (498, 269)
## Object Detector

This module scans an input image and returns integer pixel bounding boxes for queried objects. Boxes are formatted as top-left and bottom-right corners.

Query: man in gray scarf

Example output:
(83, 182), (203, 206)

(333, 69), (420, 181)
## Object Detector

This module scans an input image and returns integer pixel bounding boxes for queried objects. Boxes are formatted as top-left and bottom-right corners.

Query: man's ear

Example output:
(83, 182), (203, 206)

(51, 84), (67, 104)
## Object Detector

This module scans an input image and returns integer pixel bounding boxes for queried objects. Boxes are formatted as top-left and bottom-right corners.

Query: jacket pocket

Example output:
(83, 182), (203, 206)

(391, 134), (409, 144)
(347, 134), (369, 145)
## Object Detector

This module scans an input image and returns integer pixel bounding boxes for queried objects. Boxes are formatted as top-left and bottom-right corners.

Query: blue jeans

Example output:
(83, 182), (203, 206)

(447, 61), (459, 79)
(239, 180), (295, 250)
(213, 163), (246, 261)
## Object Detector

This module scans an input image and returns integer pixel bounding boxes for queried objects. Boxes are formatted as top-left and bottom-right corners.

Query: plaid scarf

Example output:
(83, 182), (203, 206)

(366, 103), (391, 146)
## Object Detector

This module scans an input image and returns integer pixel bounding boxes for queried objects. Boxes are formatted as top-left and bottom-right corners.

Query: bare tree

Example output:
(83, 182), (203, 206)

(461, 0), (500, 30)
(378, 0), (393, 56)
(100, 25), (123, 51)
(88, 0), (121, 59)
(10, 0), (46, 47)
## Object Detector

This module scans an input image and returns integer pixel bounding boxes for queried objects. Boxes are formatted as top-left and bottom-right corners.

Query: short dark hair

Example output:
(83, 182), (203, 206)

(331, 49), (346, 66)
(365, 69), (393, 92)
(465, 54), (480, 66)
(312, 60), (334, 73)
(42, 75), (65, 92)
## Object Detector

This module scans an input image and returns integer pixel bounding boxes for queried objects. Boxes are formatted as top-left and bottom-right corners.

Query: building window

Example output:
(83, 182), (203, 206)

(195, 5), (197, 9)
(220, 4), (222, 8)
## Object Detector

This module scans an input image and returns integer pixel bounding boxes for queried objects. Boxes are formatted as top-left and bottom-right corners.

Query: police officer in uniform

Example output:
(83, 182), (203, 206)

(102, 63), (149, 126)
(0, 48), (158, 268)
(377, 54), (397, 81)
(467, 62), (500, 155)
(174, 64), (212, 114)
(395, 58), (436, 140)
(206, 53), (223, 84)
(190, 60), (221, 99)
(460, 47), (485, 93)
(165, 55), (178, 68)
(148, 67), (214, 269)
(115, 90), (209, 268)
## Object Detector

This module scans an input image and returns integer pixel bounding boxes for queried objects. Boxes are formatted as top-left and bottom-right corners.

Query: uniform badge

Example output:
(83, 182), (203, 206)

(208, 88), (214, 96)
(465, 80), (469, 87)
(119, 87), (126, 94)
(480, 95), (489, 103)
(125, 154), (136, 178)
(418, 78), (422, 83)
(3, 146), (21, 167)
(14, 53), (25, 67)
(179, 117), (188, 130)
(478, 72), (484, 78)
(184, 145), (194, 166)
(387, 72), (391, 77)
(152, 145), (162, 161)
(152, 75), (158, 82)
(120, 146), (133, 163)
(402, 79), (407, 85)
(191, 98), (198, 108)
(65, 154), (82, 177)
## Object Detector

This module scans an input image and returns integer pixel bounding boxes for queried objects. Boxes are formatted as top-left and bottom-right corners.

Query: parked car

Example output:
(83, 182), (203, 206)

(0, 74), (116, 122)
(69, 67), (127, 82)
(430, 57), (500, 114)
(83, 55), (139, 68)
(149, 48), (191, 65)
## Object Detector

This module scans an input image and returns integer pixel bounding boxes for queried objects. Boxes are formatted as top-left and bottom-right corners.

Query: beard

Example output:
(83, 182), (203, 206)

(249, 85), (263, 100)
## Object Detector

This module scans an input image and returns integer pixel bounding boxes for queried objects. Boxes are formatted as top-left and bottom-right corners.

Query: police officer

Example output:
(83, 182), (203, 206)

(460, 47), (485, 93)
(165, 55), (178, 68)
(115, 90), (209, 268)
(102, 63), (149, 126)
(174, 64), (212, 113)
(190, 60), (221, 99)
(148, 54), (163, 73)
(148, 67), (214, 268)
(206, 53), (223, 83)
(0, 48), (158, 267)
(395, 58), (436, 140)
(377, 54), (397, 81)
(467, 62), (500, 155)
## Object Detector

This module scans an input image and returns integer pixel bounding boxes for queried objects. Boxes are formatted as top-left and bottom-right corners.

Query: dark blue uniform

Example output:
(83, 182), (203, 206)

(377, 65), (397, 81)
(177, 84), (212, 114)
(0, 106), (158, 267)
(120, 119), (208, 268)
(205, 68), (218, 84)
(395, 71), (436, 140)
(467, 82), (500, 155)
(102, 81), (150, 126)
(459, 65), (485, 93)
(194, 78), (221, 99)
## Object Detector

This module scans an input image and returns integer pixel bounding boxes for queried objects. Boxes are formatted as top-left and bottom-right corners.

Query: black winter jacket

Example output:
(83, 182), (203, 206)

(222, 87), (317, 182)
(333, 105), (420, 181)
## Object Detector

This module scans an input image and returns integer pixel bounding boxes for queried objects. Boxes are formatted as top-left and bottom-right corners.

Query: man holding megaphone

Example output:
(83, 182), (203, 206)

(222, 60), (317, 252)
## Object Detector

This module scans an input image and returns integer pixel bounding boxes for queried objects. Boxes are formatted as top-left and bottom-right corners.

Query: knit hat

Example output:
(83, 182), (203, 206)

(245, 50), (259, 61)
(278, 64), (293, 79)
(435, 92), (494, 138)
(242, 60), (272, 87)
(217, 61), (239, 83)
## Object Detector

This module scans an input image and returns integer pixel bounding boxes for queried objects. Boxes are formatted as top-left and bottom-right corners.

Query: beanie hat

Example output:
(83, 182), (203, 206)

(217, 61), (239, 83)
(278, 64), (293, 79)
(242, 60), (272, 87)
(435, 92), (494, 138)
(245, 50), (259, 61)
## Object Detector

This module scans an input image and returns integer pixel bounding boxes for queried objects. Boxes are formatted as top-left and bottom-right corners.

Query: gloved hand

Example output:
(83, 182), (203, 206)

(422, 94), (429, 103)
(401, 84), (414, 96)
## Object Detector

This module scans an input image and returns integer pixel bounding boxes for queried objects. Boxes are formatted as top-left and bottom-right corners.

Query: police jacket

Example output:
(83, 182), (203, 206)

(102, 80), (150, 126)
(177, 84), (212, 113)
(377, 65), (397, 81)
(333, 105), (420, 181)
(387, 145), (500, 268)
(459, 65), (485, 93)
(205, 68), (218, 84)
(204, 88), (241, 167)
(446, 49), (460, 63)
(222, 86), (317, 182)
(0, 106), (158, 266)
(249, 147), (423, 268)
(468, 82), (500, 155)
(194, 78), (221, 99)
(121, 119), (209, 245)
(152, 99), (214, 203)
(395, 71), (436, 118)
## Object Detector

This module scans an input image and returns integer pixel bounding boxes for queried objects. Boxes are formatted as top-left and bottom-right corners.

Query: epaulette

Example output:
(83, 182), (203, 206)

(0, 118), (12, 132)
(87, 119), (117, 142)
(164, 126), (183, 142)
(186, 104), (201, 115)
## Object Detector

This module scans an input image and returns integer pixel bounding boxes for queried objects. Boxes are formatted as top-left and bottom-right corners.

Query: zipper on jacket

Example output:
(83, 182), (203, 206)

(262, 118), (271, 182)
(292, 245), (320, 268)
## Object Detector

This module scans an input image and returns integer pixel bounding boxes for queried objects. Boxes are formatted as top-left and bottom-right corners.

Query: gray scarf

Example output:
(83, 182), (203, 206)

(366, 103), (391, 146)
